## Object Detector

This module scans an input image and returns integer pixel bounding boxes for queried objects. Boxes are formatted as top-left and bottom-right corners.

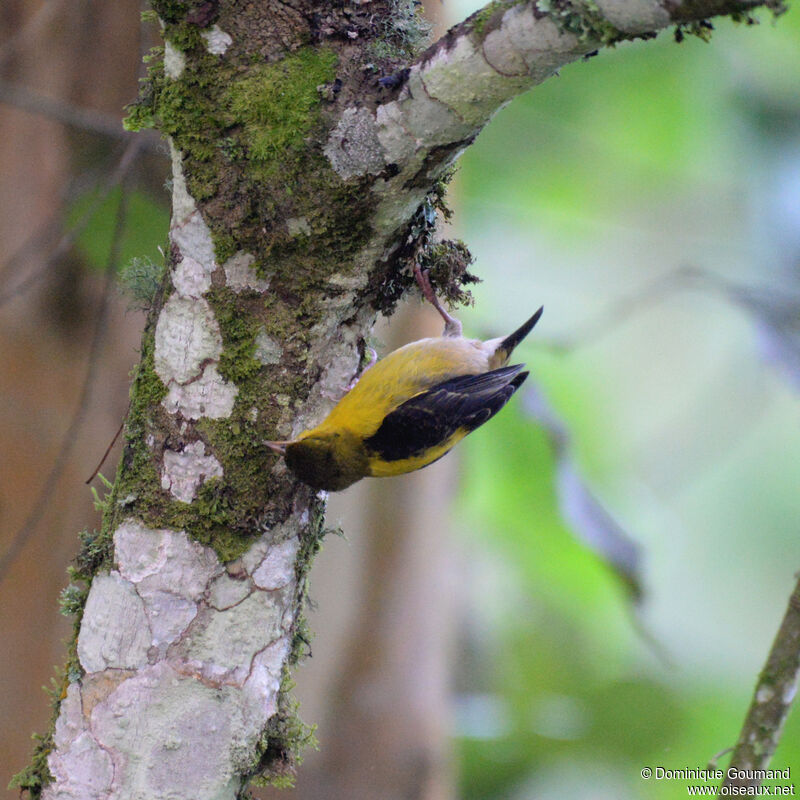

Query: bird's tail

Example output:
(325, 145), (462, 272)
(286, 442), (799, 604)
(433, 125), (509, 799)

(495, 306), (544, 361)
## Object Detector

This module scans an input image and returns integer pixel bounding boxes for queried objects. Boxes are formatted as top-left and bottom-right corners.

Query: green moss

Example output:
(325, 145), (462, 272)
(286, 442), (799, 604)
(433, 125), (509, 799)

(227, 48), (338, 181)
(58, 583), (87, 617)
(11, 521), (109, 798)
(74, 525), (114, 581)
(126, 38), (362, 271)
(127, 39), (235, 214)
(156, 61), (231, 162)
(10, 669), (69, 795)
(245, 671), (318, 791)
(471, 0), (508, 37)
(537, 0), (623, 45)
(9, 727), (55, 798)
(124, 46), (165, 132)
(18, 11), (396, 796)
(211, 231), (239, 264)
(150, 0), (189, 24)
(117, 333), (168, 509)
(105, 290), (296, 563)
(210, 288), (264, 384)
(171, 477), (248, 560)
(673, 19), (715, 42)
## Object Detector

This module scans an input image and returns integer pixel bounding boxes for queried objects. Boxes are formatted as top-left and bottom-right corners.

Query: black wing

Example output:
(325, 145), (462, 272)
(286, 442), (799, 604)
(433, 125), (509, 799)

(364, 364), (529, 462)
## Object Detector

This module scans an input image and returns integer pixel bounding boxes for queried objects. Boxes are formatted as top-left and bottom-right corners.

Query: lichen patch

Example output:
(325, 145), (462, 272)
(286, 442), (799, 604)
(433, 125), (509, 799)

(174, 589), (292, 684)
(45, 730), (113, 800)
(203, 24), (234, 55)
(223, 251), (270, 292)
(164, 39), (186, 79)
(172, 255), (214, 297)
(323, 106), (386, 179)
(169, 140), (197, 226)
(594, 0), (669, 33)
(171, 210), (217, 274)
(154, 295), (224, 385)
(208, 573), (253, 610)
(251, 537), (300, 591)
(77, 573), (152, 673)
(254, 330), (283, 365)
(162, 363), (238, 419)
(161, 441), (224, 503)
(115, 520), (222, 597)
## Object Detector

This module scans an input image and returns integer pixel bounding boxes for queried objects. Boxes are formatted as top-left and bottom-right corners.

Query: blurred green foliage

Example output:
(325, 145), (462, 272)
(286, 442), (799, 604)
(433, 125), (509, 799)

(452, 5), (800, 799)
(66, 186), (168, 273)
(457, 10), (800, 237)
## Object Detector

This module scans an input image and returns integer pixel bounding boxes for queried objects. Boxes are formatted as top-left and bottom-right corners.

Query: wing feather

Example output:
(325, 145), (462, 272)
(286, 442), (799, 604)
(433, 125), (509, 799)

(364, 365), (528, 462)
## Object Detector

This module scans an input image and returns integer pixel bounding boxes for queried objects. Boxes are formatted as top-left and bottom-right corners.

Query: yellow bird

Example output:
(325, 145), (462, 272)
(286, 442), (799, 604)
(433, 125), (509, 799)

(267, 269), (543, 491)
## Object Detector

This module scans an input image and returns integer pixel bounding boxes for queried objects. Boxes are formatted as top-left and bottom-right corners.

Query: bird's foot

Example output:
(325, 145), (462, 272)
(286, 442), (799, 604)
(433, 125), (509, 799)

(412, 264), (463, 337)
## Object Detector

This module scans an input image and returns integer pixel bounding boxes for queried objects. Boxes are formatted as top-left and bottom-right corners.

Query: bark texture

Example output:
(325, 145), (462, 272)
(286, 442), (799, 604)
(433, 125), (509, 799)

(24, 0), (780, 797)
(723, 575), (800, 790)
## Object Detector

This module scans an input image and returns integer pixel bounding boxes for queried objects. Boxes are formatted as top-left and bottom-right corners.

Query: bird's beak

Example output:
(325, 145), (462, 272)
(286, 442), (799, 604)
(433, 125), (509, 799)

(265, 441), (289, 456)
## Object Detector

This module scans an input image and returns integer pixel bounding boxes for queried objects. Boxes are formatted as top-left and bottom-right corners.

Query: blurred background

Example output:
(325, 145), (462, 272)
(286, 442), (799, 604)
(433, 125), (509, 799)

(1, 1), (799, 798)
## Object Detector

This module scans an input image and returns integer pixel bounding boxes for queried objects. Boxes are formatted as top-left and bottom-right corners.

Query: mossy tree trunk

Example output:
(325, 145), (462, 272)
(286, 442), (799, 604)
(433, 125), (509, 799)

(20, 0), (779, 797)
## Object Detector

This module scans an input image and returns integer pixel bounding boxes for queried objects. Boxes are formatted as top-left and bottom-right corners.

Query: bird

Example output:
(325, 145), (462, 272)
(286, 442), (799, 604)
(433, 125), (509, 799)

(266, 266), (543, 491)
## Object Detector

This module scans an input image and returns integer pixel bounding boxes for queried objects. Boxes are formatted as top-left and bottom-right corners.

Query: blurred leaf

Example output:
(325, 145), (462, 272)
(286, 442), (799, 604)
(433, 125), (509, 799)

(66, 186), (168, 273)
(522, 380), (644, 602)
(554, 459), (643, 602)
(450, 6), (800, 799)
(733, 287), (800, 392)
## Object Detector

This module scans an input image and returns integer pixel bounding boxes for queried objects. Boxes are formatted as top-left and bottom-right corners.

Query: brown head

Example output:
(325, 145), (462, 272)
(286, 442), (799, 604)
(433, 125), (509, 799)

(269, 431), (369, 492)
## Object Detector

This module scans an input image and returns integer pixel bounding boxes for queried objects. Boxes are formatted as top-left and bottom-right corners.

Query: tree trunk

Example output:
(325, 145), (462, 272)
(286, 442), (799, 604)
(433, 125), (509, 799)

(21, 0), (779, 796)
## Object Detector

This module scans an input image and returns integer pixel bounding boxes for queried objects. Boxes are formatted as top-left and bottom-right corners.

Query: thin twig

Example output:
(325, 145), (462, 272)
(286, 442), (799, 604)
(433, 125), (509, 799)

(0, 79), (163, 153)
(0, 151), (136, 584)
(0, 79), (129, 139)
(0, 213), (63, 283)
(85, 405), (129, 485)
(722, 574), (800, 789)
(535, 264), (785, 356)
(540, 266), (705, 353)
(0, 139), (143, 308)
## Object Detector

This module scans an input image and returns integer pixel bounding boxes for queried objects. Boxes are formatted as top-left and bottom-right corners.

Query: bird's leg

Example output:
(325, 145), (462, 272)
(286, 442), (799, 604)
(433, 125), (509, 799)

(413, 264), (463, 337)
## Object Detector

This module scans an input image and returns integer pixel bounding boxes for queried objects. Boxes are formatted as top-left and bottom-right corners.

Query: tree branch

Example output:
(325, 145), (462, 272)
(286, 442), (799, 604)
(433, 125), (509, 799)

(722, 574), (800, 789)
(0, 80), (162, 151)
(323, 0), (779, 191)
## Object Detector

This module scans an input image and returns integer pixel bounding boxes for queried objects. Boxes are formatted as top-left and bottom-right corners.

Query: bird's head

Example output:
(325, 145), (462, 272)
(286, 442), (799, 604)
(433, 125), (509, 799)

(267, 431), (369, 492)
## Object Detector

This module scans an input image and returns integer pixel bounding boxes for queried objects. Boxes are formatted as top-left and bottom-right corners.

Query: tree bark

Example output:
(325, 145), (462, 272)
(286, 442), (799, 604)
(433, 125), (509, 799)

(722, 574), (800, 791)
(22, 0), (781, 797)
